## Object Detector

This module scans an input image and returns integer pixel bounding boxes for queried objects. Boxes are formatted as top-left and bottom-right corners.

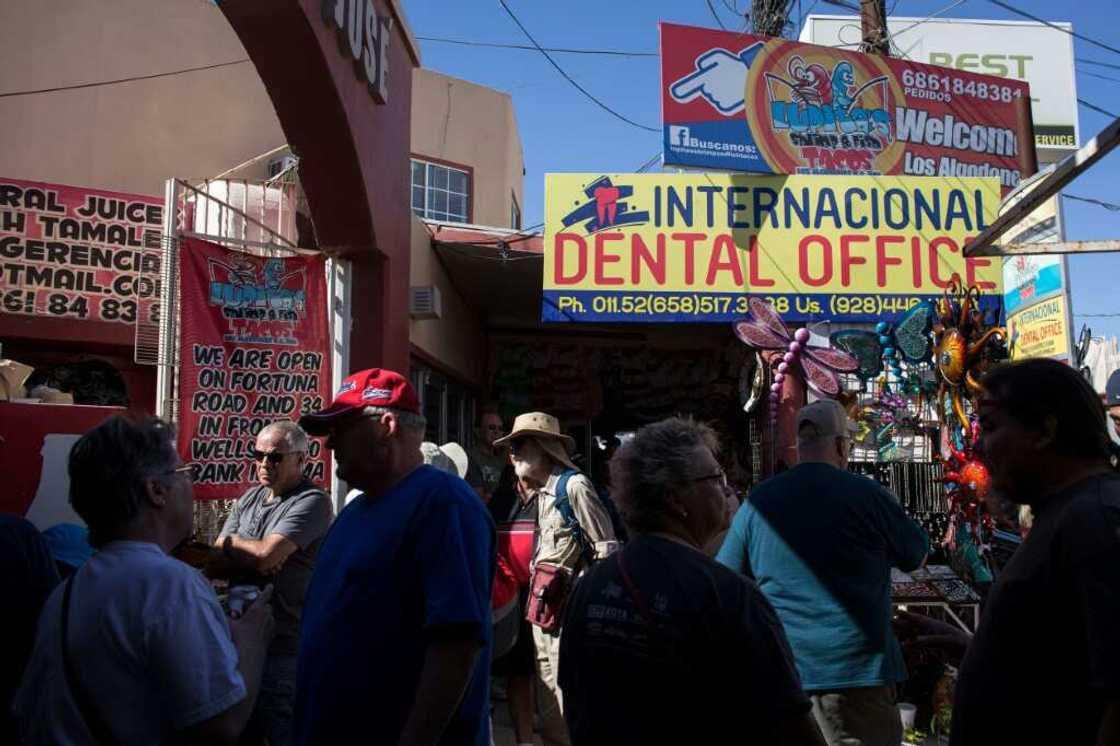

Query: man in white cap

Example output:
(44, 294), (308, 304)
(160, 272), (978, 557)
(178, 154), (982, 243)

(717, 399), (928, 746)
(494, 412), (617, 746)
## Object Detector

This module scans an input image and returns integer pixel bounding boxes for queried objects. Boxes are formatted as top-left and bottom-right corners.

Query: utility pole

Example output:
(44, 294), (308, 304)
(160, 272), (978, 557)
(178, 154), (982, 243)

(751, 0), (791, 37)
(860, 0), (891, 55)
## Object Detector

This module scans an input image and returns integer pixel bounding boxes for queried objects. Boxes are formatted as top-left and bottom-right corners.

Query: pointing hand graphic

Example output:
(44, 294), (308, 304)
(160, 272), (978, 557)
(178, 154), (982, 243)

(669, 45), (759, 115)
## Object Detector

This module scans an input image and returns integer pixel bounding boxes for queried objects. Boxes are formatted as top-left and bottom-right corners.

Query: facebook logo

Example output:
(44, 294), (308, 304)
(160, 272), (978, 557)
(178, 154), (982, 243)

(669, 126), (691, 147)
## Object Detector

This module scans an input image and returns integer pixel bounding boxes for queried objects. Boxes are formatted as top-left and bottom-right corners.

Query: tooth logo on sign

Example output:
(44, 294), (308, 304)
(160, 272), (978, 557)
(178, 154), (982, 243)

(560, 176), (650, 234)
(669, 44), (762, 115)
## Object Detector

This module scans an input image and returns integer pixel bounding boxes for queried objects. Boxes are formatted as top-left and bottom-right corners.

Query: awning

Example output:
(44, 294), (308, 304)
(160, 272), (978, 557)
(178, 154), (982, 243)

(428, 223), (544, 326)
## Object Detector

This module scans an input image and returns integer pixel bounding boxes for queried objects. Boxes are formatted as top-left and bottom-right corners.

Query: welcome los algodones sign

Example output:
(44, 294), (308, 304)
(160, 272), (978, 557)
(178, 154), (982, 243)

(661, 23), (1036, 192)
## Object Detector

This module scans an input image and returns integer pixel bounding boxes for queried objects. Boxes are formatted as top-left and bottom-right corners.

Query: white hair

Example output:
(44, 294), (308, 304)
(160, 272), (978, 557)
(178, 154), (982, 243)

(260, 420), (309, 452)
(363, 406), (427, 434)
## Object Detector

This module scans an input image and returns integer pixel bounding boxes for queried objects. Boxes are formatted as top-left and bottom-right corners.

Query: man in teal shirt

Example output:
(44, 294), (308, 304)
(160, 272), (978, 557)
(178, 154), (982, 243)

(718, 400), (928, 746)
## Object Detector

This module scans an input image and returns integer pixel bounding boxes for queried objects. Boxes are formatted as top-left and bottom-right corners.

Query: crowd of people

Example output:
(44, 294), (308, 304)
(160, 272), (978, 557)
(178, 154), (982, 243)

(2, 358), (1119, 745)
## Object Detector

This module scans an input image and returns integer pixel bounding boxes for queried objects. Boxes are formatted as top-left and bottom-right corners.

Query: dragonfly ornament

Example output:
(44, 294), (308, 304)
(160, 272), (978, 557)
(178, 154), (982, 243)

(732, 297), (859, 423)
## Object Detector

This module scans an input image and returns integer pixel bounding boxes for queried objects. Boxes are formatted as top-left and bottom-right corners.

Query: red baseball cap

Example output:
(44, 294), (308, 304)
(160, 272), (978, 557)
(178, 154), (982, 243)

(299, 368), (420, 435)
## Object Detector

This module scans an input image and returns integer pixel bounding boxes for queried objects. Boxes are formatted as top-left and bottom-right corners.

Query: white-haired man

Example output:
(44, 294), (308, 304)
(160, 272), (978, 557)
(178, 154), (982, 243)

(212, 419), (332, 746)
(494, 412), (618, 746)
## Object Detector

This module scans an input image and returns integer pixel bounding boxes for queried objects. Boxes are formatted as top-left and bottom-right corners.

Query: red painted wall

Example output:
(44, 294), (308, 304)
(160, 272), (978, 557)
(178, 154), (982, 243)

(219, 0), (418, 375)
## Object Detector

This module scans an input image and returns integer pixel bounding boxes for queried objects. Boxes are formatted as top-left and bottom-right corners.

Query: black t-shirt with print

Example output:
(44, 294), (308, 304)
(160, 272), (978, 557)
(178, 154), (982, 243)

(951, 473), (1120, 745)
(558, 534), (811, 744)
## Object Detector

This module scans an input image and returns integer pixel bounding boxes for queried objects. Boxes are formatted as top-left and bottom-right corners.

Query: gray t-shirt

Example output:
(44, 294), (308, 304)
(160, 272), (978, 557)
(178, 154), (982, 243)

(219, 479), (332, 650)
(14, 542), (245, 744)
(465, 446), (506, 495)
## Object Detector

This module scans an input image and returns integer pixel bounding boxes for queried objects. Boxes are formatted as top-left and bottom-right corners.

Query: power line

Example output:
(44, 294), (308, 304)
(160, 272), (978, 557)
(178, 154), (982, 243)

(799, 0), (825, 29)
(1080, 70), (1120, 85)
(888, 0), (968, 40)
(1079, 98), (1119, 119)
(1079, 58), (1120, 71)
(985, 0), (1120, 59)
(0, 59), (251, 98)
(497, 0), (659, 133)
(415, 35), (656, 57)
(1075, 313), (1120, 318)
(706, 0), (730, 30)
(1064, 194), (1120, 212)
(636, 153), (663, 172)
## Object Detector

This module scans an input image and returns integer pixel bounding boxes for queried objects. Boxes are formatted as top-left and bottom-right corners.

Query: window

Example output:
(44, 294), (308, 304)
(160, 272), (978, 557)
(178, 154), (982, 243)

(410, 361), (477, 448)
(511, 192), (521, 230)
(411, 158), (470, 223)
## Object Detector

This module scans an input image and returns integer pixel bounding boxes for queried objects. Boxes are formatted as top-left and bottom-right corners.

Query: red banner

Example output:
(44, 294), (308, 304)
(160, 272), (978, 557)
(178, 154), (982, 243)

(660, 23), (1035, 193)
(0, 176), (163, 326)
(177, 237), (331, 501)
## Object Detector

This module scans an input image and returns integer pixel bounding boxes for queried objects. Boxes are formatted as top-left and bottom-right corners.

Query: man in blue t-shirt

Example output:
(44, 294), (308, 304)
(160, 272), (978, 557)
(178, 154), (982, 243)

(295, 368), (495, 746)
(718, 400), (928, 746)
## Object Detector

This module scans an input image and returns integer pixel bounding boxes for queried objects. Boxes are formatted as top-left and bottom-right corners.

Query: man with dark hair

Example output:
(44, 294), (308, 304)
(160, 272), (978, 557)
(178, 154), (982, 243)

(560, 417), (824, 745)
(717, 400), (928, 746)
(945, 359), (1120, 745)
(13, 415), (274, 745)
(293, 369), (495, 746)
(210, 419), (332, 746)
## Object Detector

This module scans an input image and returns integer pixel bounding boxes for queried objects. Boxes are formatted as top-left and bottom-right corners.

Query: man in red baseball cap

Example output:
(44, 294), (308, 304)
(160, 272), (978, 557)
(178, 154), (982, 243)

(292, 369), (496, 746)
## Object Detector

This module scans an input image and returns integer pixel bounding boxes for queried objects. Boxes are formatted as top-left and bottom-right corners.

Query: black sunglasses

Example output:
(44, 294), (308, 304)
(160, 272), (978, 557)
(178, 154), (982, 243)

(251, 449), (295, 464)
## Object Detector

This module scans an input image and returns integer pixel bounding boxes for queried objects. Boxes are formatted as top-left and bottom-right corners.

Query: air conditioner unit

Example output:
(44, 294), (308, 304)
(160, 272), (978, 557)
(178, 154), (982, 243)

(267, 154), (298, 179)
(409, 286), (442, 320)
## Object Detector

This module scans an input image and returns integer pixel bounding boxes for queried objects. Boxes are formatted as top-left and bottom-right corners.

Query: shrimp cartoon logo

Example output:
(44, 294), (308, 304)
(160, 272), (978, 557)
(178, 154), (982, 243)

(207, 254), (308, 344)
(765, 56), (890, 140)
(560, 176), (650, 234)
(748, 43), (905, 176)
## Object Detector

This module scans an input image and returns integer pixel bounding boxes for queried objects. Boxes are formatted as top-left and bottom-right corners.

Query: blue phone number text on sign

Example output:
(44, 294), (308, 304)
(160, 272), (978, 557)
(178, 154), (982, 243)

(542, 290), (1000, 323)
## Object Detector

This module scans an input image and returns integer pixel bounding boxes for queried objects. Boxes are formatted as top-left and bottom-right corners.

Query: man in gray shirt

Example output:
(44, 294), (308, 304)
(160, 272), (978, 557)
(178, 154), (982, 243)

(212, 420), (332, 746)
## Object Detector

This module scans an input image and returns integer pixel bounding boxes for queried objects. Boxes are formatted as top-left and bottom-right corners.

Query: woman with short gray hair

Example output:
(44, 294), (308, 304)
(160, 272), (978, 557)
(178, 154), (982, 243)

(558, 417), (826, 745)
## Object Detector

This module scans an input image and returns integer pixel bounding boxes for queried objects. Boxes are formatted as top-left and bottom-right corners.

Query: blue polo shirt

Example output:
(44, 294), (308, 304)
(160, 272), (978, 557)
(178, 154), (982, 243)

(717, 463), (928, 692)
(293, 466), (495, 746)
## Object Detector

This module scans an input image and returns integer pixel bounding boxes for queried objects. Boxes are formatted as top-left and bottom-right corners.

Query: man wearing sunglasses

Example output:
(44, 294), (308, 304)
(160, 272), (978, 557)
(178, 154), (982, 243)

(465, 408), (508, 503)
(212, 420), (332, 746)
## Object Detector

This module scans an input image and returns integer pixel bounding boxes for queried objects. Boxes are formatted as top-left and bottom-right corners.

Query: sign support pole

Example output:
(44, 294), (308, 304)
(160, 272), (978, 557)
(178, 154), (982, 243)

(965, 116), (1120, 257)
(156, 179), (181, 421)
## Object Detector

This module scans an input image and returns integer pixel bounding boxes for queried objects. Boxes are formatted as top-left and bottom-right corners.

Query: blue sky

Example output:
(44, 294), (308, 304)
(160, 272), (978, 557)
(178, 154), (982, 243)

(402, 0), (1120, 339)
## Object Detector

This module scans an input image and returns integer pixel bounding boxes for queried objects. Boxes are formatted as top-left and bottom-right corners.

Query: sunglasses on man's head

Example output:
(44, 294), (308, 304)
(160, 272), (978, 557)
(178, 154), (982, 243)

(251, 449), (294, 464)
